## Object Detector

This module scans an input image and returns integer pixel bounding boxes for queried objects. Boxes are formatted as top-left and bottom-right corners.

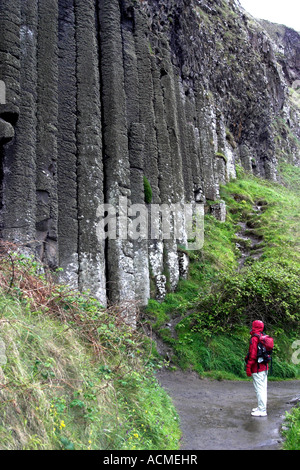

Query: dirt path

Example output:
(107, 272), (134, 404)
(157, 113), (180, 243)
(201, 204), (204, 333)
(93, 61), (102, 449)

(157, 370), (300, 450)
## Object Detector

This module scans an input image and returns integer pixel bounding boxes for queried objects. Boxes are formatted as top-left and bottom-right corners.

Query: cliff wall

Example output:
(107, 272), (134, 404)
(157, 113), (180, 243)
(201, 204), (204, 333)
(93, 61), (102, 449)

(0, 0), (299, 315)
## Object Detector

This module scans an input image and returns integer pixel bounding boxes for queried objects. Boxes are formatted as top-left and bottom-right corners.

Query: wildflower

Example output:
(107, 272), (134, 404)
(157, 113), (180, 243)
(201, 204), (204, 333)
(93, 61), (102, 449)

(133, 433), (139, 439)
(59, 420), (66, 430)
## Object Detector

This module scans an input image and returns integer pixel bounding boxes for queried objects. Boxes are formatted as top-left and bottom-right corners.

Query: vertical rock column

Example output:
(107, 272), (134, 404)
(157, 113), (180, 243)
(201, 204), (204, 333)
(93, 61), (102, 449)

(151, 47), (173, 300)
(195, 85), (218, 201)
(57, 0), (78, 289)
(35, 0), (59, 267)
(134, 13), (160, 204)
(175, 76), (195, 204)
(0, 0), (20, 122)
(157, 46), (186, 291)
(98, 0), (135, 311)
(0, 0), (37, 247)
(120, 5), (150, 306)
(128, 122), (150, 306)
(134, 11), (164, 300)
(74, 0), (106, 305)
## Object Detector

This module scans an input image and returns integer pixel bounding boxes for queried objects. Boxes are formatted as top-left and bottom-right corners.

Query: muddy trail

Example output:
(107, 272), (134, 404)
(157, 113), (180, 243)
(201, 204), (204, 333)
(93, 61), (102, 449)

(157, 370), (300, 450)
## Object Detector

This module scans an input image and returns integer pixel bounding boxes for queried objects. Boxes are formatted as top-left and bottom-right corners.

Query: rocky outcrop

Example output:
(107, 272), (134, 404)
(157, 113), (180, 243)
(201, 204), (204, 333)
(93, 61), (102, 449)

(0, 0), (299, 315)
(258, 19), (300, 87)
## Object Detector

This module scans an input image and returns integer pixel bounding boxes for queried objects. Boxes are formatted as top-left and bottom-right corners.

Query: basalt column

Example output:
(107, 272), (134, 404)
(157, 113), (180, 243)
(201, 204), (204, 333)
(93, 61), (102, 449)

(0, 0), (20, 122)
(120, 3), (150, 306)
(0, 0), (37, 246)
(98, 0), (135, 308)
(74, 0), (106, 305)
(158, 46), (186, 291)
(151, 43), (173, 300)
(35, 0), (59, 268)
(57, 0), (78, 289)
(134, 10), (163, 300)
(195, 85), (219, 201)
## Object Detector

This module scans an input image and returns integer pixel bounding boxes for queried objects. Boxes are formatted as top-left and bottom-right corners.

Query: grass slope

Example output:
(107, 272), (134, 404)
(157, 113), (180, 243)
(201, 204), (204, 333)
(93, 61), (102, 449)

(0, 250), (180, 450)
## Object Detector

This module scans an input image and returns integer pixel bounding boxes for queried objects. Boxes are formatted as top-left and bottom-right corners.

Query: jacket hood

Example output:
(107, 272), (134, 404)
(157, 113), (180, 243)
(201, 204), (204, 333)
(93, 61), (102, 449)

(250, 320), (264, 335)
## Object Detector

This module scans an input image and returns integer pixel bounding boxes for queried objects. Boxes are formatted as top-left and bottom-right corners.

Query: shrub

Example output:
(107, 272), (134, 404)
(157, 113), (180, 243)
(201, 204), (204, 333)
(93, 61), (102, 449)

(190, 260), (300, 335)
(282, 406), (300, 450)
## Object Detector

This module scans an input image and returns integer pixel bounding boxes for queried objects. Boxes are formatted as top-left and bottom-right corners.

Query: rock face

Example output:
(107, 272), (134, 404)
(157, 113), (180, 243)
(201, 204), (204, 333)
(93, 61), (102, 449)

(0, 0), (299, 313)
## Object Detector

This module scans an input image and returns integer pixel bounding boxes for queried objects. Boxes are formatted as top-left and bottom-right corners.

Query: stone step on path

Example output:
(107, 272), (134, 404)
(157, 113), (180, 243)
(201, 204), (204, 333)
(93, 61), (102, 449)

(234, 203), (265, 269)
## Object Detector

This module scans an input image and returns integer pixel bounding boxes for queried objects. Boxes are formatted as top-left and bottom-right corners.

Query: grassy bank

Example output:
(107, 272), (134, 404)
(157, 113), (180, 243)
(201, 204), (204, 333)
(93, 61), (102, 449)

(0, 249), (180, 450)
(282, 405), (300, 450)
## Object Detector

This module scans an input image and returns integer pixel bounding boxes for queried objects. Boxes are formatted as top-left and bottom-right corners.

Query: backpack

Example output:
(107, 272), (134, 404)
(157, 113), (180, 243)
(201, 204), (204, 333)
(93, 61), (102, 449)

(254, 333), (274, 364)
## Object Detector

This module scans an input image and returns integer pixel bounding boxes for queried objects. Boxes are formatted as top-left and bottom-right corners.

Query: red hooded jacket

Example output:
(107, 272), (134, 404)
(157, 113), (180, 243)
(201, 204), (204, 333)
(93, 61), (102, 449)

(246, 320), (268, 376)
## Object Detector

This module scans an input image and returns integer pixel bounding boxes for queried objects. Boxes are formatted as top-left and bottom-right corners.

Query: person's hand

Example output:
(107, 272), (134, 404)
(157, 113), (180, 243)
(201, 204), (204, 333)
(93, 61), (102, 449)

(246, 368), (252, 377)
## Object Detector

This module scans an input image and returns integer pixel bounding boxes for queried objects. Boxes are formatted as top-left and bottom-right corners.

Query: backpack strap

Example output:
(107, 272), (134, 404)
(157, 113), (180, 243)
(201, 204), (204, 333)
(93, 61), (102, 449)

(253, 333), (261, 372)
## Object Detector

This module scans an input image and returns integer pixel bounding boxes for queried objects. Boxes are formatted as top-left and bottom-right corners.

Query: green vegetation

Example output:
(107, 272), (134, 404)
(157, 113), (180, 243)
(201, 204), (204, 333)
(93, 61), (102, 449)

(282, 406), (300, 450)
(145, 164), (300, 381)
(215, 152), (228, 163)
(144, 176), (153, 204)
(0, 250), (180, 450)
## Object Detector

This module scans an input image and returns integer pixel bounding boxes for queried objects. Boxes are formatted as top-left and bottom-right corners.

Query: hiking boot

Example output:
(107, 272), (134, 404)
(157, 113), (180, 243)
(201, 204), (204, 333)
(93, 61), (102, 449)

(251, 409), (267, 417)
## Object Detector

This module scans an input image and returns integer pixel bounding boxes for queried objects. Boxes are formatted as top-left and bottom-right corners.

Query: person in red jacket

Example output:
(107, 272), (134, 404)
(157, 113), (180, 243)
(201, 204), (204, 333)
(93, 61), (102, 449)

(246, 320), (268, 417)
